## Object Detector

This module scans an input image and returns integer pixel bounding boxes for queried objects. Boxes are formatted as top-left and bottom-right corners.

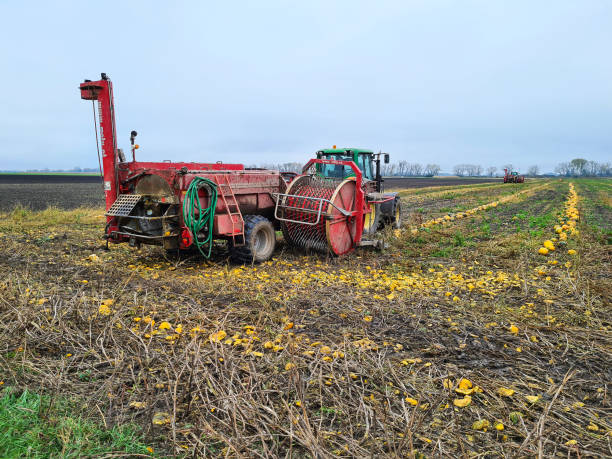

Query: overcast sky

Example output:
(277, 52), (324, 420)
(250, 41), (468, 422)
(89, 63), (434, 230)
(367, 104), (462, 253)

(1, 0), (610, 173)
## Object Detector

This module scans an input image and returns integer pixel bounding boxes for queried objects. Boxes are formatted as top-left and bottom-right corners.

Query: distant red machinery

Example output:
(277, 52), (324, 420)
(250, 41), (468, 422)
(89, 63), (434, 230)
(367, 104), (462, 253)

(503, 168), (525, 183)
(80, 74), (400, 261)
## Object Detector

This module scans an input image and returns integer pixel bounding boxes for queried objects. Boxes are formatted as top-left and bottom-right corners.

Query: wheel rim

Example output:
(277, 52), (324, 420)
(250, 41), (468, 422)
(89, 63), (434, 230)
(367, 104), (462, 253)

(325, 179), (359, 255)
(364, 203), (376, 232)
(253, 229), (268, 255)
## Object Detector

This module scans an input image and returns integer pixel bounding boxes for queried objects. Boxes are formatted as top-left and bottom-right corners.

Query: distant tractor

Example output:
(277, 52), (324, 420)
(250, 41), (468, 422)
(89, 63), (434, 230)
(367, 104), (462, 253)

(503, 168), (525, 183)
(314, 147), (401, 232)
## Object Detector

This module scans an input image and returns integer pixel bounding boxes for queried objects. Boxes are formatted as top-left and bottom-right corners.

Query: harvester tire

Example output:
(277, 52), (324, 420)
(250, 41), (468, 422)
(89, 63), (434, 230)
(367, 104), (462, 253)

(392, 199), (402, 229)
(230, 215), (276, 263)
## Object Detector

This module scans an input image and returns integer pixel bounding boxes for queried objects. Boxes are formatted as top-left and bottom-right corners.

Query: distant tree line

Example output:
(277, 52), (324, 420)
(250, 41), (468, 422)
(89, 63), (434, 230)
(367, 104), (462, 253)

(252, 161), (443, 177)
(380, 162), (441, 177)
(453, 164), (539, 177)
(249, 161), (513, 177)
(453, 164), (483, 177)
(15, 167), (101, 173)
(554, 158), (611, 177)
(451, 158), (612, 177)
(248, 162), (303, 172)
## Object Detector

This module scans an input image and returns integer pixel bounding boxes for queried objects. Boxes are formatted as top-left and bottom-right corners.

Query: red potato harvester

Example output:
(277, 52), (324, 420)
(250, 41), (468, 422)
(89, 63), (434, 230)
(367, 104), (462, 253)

(79, 74), (401, 261)
(503, 168), (525, 183)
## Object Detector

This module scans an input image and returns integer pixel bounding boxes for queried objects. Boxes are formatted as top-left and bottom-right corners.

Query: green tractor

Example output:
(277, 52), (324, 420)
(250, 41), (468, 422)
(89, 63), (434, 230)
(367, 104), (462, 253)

(314, 147), (402, 234)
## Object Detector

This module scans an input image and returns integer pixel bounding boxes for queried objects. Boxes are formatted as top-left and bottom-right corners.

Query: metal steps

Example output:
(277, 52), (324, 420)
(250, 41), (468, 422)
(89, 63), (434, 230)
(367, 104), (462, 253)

(106, 194), (142, 216)
(216, 176), (245, 246)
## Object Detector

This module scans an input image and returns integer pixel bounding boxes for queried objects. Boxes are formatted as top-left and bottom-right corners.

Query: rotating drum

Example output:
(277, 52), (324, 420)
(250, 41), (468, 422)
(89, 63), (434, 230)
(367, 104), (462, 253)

(280, 175), (361, 255)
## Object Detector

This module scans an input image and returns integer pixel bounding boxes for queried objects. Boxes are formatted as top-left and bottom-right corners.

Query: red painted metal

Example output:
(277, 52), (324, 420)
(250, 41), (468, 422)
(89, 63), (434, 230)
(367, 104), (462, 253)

(283, 159), (365, 255)
(80, 74), (284, 249)
(79, 74), (370, 259)
(326, 180), (359, 255)
(79, 76), (119, 214)
(180, 228), (193, 249)
(282, 177), (337, 251)
(79, 77), (245, 200)
(503, 168), (525, 183)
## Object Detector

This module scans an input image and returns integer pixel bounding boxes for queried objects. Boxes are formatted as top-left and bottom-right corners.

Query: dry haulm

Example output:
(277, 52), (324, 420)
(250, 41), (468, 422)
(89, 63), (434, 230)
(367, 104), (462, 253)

(0, 179), (610, 457)
(402, 181), (550, 235)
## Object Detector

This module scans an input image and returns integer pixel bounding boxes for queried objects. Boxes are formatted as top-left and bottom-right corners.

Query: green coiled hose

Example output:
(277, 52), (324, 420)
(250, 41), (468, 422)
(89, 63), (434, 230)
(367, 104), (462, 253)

(182, 177), (218, 258)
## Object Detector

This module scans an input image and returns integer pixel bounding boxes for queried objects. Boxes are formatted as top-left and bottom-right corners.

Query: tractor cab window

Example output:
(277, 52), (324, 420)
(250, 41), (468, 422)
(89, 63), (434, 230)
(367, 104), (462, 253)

(360, 154), (374, 180)
(319, 154), (355, 178)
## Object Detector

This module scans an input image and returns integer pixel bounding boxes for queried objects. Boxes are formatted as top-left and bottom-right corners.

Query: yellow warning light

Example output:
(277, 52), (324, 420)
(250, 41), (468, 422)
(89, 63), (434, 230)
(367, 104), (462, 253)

(134, 144), (140, 149)
(332, 145), (336, 149)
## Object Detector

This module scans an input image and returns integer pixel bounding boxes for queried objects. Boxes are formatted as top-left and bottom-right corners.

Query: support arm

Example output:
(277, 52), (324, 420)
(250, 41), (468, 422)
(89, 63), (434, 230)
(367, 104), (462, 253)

(80, 73), (119, 213)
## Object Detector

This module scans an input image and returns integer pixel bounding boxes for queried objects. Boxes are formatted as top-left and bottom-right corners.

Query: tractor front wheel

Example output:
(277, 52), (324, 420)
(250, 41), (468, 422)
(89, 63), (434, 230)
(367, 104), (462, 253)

(230, 215), (276, 263)
(363, 203), (381, 235)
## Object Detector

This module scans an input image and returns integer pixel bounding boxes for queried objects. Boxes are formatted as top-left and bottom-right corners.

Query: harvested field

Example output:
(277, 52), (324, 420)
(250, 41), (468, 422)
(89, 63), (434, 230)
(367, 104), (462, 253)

(1, 178), (610, 457)
(0, 173), (102, 184)
(0, 174), (104, 211)
(385, 176), (502, 189)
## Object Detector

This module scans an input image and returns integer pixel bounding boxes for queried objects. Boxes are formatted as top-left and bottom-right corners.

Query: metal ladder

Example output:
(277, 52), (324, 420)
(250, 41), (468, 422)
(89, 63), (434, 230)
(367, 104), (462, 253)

(216, 174), (245, 246)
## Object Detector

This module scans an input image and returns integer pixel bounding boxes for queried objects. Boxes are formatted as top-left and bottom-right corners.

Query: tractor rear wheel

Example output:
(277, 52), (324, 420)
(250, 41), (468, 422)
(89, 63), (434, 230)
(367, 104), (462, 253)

(230, 215), (276, 263)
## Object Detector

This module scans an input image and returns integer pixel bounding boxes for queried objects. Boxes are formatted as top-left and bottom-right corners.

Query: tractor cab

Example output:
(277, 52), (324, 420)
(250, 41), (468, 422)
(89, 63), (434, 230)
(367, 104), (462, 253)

(315, 148), (389, 192)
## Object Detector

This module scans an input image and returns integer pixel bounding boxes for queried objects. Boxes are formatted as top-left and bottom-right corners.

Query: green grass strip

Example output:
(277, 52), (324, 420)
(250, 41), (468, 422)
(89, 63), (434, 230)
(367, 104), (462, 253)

(0, 387), (152, 458)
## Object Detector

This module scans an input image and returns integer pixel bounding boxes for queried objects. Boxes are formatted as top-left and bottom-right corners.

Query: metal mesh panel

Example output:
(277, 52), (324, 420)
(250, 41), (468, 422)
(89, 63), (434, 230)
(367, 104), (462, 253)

(280, 176), (341, 253)
(106, 194), (142, 217)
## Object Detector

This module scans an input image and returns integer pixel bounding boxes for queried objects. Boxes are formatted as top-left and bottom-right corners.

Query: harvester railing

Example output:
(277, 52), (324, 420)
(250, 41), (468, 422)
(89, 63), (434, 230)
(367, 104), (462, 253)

(277, 159), (365, 256)
(273, 192), (352, 226)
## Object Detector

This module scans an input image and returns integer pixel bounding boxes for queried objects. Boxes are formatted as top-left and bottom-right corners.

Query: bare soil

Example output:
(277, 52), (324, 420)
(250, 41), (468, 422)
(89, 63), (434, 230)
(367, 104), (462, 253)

(385, 177), (502, 189)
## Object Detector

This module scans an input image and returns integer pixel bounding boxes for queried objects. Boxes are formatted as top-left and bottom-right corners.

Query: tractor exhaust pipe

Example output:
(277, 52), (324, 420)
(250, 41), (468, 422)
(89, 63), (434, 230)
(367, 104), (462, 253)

(130, 130), (138, 162)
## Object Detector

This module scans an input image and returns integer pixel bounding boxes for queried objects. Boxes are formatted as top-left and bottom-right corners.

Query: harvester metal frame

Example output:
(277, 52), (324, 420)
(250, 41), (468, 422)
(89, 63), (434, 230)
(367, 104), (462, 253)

(273, 193), (352, 225)
(79, 73), (398, 261)
(273, 159), (363, 227)
(80, 73), (285, 262)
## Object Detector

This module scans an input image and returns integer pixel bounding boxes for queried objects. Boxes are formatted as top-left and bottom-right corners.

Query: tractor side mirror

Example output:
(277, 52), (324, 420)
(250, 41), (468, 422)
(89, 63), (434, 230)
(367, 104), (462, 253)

(384, 154), (390, 164)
